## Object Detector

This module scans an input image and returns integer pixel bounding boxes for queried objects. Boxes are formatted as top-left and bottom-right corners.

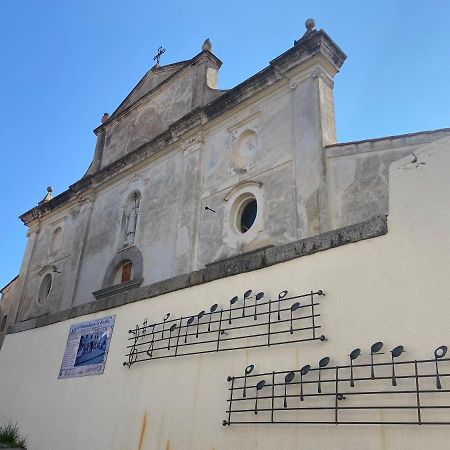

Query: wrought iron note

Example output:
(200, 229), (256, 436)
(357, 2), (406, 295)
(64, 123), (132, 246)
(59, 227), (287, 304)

(123, 289), (326, 367)
(223, 343), (450, 426)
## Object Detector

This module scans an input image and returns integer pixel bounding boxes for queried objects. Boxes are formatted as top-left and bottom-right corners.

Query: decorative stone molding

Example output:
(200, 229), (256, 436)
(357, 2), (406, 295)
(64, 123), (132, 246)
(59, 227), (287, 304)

(223, 180), (262, 202)
(223, 182), (264, 248)
(227, 112), (261, 148)
(93, 278), (144, 300)
(76, 193), (96, 214)
(227, 114), (262, 173)
(311, 69), (334, 89)
(182, 132), (205, 156)
(288, 65), (334, 90)
(37, 264), (59, 276)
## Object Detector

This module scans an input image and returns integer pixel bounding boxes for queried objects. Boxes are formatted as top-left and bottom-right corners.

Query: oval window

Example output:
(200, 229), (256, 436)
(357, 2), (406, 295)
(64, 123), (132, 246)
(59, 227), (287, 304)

(38, 274), (52, 305)
(238, 198), (257, 233)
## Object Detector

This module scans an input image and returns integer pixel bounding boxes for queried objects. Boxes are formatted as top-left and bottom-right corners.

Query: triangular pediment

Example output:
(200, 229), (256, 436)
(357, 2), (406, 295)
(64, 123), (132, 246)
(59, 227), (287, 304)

(84, 49), (223, 173)
(110, 60), (189, 119)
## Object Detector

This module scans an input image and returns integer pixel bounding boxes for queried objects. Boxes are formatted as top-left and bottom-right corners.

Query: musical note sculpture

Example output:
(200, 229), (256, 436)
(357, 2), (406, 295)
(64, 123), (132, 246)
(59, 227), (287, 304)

(223, 343), (450, 426)
(349, 348), (361, 387)
(390, 345), (404, 386)
(299, 364), (311, 401)
(435, 345), (447, 390)
(123, 289), (326, 367)
(370, 341), (383, 379)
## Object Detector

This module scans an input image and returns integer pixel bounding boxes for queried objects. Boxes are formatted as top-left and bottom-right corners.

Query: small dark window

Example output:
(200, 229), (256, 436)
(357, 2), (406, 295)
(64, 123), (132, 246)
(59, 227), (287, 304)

(240, 199), (257, 233)
(121, 261), (132, 283)
(0, 315), (7, 332)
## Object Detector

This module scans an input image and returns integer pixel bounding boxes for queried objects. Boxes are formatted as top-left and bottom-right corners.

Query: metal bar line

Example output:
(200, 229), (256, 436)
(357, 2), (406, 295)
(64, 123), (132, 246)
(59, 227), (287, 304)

(335, 366), (339, 424)
(414, 360), (422, 425)
(271, 372), (275, 423)
(310, 291), (316, 340)
(227, 376), (235, 426)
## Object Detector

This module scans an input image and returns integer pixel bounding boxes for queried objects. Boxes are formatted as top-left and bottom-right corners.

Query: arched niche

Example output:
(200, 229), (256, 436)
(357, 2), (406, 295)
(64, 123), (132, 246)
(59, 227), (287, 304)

(233, 129), (259, 171)
(49, 226), (63, 256)
(93, 246), (144, 300)
(119, 191), (142, 249)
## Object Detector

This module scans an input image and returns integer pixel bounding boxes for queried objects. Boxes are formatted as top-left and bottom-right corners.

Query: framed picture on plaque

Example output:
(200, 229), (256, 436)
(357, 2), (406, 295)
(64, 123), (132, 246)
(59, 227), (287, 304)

(58, 316), (115, 379)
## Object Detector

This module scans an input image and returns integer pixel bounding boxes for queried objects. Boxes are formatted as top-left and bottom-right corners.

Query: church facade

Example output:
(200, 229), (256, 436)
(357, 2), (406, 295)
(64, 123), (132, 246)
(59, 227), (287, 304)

(1, 20), (450, 450)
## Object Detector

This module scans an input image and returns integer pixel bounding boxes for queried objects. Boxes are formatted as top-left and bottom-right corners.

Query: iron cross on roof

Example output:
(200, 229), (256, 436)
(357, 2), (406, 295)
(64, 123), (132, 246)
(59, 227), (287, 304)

(153, 46), (166, 66)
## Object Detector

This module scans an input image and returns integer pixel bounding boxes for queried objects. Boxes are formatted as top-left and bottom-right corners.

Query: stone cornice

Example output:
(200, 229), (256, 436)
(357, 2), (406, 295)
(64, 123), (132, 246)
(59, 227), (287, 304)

(19, 30), (346, 226)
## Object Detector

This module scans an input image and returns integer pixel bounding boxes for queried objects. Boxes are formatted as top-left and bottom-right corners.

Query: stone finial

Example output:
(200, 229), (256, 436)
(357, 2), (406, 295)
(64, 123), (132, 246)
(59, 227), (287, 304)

(39, 186), (53, 205)
(305, 18), (316, 32)
(101, 113), (110, 123)
(202, 39), (212, 52)
(295, 18), (317, 45)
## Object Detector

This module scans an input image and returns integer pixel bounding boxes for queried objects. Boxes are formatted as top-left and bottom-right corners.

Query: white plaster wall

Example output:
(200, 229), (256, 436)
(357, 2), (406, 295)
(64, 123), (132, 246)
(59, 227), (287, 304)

(0, 133), (449, 449)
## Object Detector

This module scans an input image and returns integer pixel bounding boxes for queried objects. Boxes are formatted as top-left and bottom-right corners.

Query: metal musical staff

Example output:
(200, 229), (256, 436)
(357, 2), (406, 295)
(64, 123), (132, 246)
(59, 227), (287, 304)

(223, 343), (450, 426)
(123, 289), (326, 367)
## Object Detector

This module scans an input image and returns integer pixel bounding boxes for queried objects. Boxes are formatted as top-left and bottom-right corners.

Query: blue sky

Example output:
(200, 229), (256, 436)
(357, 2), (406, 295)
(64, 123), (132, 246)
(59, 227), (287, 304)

(1, 1), (449, 289)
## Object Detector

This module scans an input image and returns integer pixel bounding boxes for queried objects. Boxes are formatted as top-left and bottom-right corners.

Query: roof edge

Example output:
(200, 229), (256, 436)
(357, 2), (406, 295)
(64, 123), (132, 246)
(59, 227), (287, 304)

(326, 127), (450, 149)
(0, 275), (19, 294)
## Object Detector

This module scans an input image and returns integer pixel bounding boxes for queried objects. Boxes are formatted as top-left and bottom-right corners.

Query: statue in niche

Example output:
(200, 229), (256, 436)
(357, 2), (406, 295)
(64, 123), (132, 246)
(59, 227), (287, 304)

(121, 191), (141, 247)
